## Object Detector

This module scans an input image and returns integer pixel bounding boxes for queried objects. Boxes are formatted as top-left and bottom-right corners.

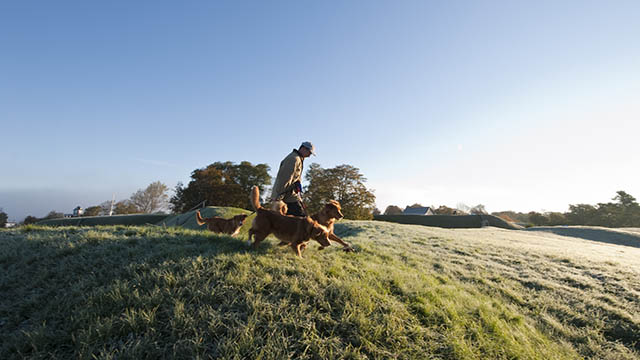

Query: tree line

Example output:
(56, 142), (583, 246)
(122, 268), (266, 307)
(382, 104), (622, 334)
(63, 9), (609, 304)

(16, 161), (377, 225)
(5, 169), (638, 227)
(22, 182), (171, 224)
(170, 161), (377, 220)
(509, 191), (640, 227)
(382, 191), (640, 228)
(383, 203), (488, 216)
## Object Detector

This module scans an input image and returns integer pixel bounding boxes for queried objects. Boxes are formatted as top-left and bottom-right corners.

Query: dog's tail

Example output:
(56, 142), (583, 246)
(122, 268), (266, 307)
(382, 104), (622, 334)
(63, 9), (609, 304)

(195, 210), (206, 226)
(251, 186), (262, 211)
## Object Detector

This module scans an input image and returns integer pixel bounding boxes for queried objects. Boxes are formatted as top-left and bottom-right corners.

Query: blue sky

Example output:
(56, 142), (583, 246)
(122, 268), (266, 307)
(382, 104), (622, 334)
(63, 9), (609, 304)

(1, 1), (639, 221)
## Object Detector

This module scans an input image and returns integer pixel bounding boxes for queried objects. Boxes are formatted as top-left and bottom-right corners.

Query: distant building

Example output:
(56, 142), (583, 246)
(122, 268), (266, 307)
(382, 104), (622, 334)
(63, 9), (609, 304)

(402, 207), (435, 216)
(5, 222), (17, 228)
(73, 206), (84, 217)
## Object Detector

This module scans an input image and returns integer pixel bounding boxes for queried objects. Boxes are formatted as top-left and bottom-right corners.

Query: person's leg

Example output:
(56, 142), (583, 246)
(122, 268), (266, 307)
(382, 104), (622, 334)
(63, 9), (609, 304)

(284, 201), (306, 217)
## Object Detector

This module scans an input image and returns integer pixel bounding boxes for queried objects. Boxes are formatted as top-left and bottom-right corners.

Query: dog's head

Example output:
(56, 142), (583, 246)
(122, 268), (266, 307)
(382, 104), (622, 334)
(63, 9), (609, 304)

(233, 214), (249, 226)
(307, 219), (331, 247)
(324, 200), (344, 220)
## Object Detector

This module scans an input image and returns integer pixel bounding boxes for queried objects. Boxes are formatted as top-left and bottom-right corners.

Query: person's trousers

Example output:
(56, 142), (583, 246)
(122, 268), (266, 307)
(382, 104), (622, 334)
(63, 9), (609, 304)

(285, 201), (306, 217)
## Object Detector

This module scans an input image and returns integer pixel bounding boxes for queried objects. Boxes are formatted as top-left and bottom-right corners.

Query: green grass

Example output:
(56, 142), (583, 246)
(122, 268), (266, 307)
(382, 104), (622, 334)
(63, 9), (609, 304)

(1, 221), (639, 359)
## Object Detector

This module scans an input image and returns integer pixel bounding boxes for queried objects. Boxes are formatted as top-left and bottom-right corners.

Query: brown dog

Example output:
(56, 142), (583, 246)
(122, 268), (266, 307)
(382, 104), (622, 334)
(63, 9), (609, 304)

(248, 186), (331, 257)
(311, 200), (354, 252)
(195, 211), (248, 237)
(272, 199), (354, 252)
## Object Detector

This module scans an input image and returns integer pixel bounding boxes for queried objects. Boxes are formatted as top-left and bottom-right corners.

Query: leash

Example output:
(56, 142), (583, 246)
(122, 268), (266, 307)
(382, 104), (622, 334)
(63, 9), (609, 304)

(275, 182), (308, 216)
(187, 200), (207, 212)
(298, 193), (309, 216)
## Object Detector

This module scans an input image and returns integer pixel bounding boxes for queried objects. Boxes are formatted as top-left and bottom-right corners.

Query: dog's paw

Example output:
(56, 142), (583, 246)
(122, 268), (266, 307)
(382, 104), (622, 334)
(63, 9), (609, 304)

(343, 246), (355, 253)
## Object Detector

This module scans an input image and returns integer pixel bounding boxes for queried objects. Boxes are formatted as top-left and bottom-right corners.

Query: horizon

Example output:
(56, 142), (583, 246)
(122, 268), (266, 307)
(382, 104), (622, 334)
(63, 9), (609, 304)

(1, 171), (636, 222)
(2, 1), (639, 222)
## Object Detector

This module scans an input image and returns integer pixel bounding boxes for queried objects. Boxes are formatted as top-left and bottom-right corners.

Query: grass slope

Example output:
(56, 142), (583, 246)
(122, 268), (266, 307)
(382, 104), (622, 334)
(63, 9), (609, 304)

(160, 206), (254, 232)
(1, 222), (639, 359)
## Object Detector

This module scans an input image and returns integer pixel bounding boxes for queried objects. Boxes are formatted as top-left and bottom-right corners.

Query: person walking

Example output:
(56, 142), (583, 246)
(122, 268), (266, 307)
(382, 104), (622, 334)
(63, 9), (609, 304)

(270, 141), (315, 216)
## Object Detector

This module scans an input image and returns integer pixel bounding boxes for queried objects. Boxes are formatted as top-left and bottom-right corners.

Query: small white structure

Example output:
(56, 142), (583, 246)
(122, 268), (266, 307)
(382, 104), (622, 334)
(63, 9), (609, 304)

(5, 222), (17, 228)
(402, 207), (435, 216)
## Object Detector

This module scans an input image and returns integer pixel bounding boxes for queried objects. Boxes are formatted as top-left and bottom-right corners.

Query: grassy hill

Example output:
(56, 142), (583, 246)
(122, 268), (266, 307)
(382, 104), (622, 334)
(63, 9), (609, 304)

(1, 220), (639, 359)
(160, 206), (254, 232)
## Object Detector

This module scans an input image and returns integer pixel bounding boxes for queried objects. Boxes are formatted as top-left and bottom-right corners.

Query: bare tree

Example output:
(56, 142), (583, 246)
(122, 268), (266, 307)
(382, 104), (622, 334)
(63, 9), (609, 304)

(456, 203), (471, 215)
(99, 201), (113, 215)
(470, 204), (488, 215)
(130, 181), (169, 214)
(436, 205), (458, 215)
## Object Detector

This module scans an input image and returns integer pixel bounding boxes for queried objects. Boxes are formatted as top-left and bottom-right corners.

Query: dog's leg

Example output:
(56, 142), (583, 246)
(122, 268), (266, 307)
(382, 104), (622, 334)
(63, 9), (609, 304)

(247, 229), (255, 247)
(329, 233), (354, 252)
(294, 243), (303, 258)
(251, 232), (268, 249)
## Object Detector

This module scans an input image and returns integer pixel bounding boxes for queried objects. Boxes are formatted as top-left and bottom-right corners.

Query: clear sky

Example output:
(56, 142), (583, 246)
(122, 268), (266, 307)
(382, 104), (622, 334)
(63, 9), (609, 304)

(1, 1), (639, 221)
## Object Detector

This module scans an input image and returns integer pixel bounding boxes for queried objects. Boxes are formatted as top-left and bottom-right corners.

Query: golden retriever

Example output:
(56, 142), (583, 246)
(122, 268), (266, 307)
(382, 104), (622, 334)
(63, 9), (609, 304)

(272, 199), (354, 252)
(311, 200), (354, 252)
(248, 186), (330, 257)
(196, 211), (248, 237)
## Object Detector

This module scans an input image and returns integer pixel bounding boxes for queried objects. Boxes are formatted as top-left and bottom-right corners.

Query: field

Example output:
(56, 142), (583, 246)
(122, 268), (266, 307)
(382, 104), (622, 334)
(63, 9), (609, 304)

(1, 219), (639, 359)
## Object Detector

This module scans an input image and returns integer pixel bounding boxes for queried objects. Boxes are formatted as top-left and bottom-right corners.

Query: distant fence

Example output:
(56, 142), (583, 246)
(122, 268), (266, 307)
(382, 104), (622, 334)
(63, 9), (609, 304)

(36, 214), (170, 227)
(373, 214), (521, 230)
